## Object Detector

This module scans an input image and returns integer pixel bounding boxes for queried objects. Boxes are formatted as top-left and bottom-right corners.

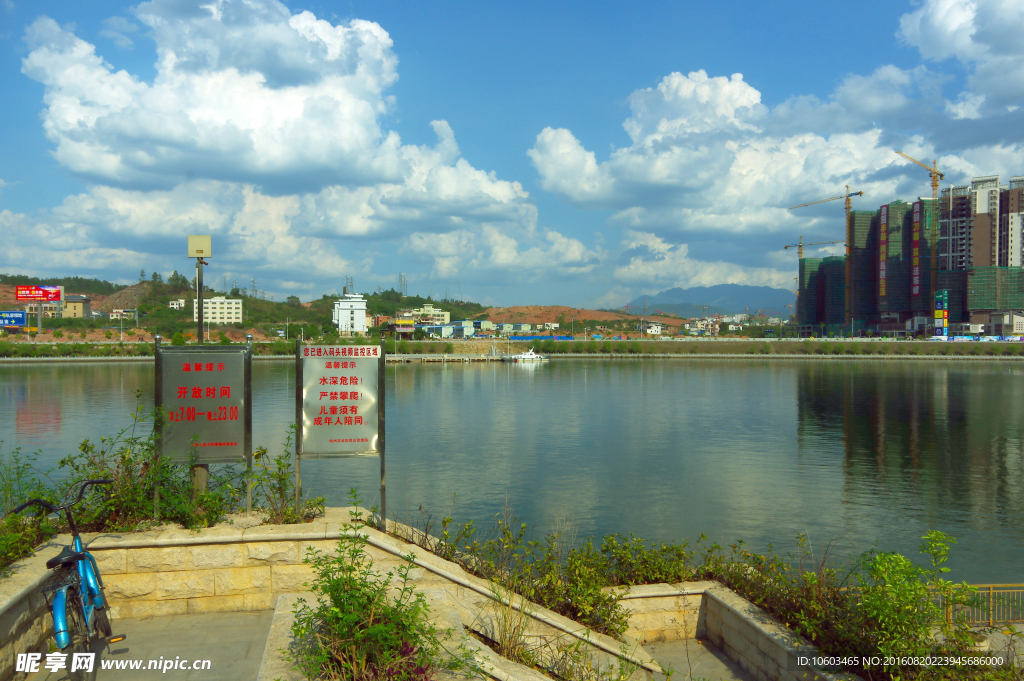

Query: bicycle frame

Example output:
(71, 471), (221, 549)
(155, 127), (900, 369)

(51, 535), (106, 650)
(11, 479), (114, 651)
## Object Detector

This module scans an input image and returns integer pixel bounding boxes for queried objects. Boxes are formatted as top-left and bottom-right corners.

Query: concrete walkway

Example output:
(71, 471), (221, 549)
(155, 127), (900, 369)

(644, 640), (754, 681)
(31, 610), (274, 681)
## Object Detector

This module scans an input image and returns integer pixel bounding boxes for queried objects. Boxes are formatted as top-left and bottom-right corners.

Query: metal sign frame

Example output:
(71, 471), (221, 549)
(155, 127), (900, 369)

(294, 338), (387, 531)
(154, 343), (253, 465)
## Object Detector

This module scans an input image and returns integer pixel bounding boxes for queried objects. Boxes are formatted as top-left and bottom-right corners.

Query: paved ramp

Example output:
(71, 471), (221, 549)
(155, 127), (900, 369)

(643, 639), (754, 681)
(31, 610), (274, 681)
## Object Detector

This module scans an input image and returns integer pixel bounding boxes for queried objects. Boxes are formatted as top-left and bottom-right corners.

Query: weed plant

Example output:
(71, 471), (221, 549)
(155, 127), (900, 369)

(288, 494), (481, 681)
(0, 446), (57, 574)
(251, 426), (325, 524)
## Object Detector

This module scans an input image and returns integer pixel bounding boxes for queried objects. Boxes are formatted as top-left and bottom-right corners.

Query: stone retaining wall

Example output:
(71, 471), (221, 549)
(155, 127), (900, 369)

(0, 545), (63, 681)
(610, 583), (860, 681)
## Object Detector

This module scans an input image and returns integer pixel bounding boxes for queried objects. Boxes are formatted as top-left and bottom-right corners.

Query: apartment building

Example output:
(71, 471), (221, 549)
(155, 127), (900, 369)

(193, 297), (243, 323)
(332, 293), (367, 334)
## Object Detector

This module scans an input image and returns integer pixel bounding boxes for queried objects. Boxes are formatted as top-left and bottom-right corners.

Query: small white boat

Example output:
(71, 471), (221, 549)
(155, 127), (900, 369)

(509, 349), (549, 362)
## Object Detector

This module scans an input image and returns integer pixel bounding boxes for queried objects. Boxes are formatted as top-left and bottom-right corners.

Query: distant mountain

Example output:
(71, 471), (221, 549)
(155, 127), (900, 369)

(629, 285), (796, 316)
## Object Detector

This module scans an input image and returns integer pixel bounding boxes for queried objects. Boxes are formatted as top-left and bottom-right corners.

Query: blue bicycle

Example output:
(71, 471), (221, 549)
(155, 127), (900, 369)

(12, 479), (125, 680)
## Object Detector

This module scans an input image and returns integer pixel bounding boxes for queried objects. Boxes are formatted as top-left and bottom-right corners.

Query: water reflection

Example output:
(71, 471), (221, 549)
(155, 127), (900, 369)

(796, 362), (1024, 580)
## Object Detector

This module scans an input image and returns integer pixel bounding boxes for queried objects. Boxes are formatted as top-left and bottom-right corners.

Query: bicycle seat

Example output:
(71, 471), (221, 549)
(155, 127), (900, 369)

(46, 546), (85, 570)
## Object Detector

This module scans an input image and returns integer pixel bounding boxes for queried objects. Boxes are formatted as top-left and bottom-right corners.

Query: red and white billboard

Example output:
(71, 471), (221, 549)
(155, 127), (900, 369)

(15, 286), (62, 301)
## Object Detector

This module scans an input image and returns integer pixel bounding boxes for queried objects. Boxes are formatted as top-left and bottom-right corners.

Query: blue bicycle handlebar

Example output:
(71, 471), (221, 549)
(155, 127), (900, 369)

(6, 480), (112, 517)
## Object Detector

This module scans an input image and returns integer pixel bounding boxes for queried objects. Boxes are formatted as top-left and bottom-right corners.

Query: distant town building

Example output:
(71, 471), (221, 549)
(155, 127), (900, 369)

(193, 297), (243, 324)
(168, 299), (187, 310)
(332, 293), (367, 335)
(111, 309), (138, 321)
(63, 295), (91, 318)
(23, 301), (62, 319)
(410, 304), (450, 325)
(643, 322), (663, 335)
(389, 310), (415, 337)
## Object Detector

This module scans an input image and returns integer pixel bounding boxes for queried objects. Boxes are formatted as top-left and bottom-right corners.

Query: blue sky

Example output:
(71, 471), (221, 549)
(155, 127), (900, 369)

(1, 0), (1023, 307)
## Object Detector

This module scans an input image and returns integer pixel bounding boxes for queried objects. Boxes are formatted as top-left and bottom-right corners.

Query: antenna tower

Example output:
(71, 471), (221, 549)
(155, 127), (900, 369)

(398, 272), (408, 296)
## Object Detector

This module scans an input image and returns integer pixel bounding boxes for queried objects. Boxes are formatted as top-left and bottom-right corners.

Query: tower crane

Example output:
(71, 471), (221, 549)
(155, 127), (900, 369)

(894, 150), (944, 303)
(790, 186), (863, 326)
(783, 237), (846, 260)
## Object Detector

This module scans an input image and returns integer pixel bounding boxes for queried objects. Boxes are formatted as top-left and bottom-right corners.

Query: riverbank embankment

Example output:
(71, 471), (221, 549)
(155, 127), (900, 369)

(7, 352), (1024, 363)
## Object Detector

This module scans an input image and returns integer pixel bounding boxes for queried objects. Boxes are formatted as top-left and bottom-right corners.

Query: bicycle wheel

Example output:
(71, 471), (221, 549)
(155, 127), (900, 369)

(86, 554), (113, 638)
(65, 586), (98, 681)
(94, 586), (112, 638)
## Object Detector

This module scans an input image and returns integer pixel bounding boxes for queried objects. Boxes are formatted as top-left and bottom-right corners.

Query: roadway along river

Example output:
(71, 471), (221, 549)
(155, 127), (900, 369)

(2, 358), (1022, 583)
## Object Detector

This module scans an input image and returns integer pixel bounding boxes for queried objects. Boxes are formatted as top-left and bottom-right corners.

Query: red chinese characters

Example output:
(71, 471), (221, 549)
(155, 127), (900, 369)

(181, 362), (227, 372)
(175, 386), (232, 399)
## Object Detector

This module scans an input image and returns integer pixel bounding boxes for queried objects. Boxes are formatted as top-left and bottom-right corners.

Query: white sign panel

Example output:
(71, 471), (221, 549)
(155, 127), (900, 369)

(299, 345), (380, 458)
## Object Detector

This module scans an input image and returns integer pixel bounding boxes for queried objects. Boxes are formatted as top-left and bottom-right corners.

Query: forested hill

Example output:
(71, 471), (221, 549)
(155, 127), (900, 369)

(0, 274), (127, 296)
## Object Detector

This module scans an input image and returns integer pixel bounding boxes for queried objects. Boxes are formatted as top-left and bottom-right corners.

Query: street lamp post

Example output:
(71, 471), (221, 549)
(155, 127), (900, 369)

(187, 235), (212, 492)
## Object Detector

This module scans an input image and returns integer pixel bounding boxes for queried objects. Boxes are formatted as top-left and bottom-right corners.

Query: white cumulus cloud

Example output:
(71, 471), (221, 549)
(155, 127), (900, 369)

(899, 0), (1024, 111)
(13, 0), (581, 299)
(614, 231), (792, 289)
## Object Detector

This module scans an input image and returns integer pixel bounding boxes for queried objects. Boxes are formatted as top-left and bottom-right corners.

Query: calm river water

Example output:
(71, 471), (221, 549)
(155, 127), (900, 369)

(2, 358), (1022, 583)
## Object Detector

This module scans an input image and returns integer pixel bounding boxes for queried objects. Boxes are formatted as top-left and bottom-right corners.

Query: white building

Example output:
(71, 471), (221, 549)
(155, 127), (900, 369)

(193, 297), (243, 324)
(169, 299), (186, 310)
(333, 293), (368, 335)
(642, 322), (663, 335)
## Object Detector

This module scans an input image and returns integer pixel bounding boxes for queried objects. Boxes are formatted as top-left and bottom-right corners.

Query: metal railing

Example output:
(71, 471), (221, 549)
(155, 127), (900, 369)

(933, 585), (1024, 627)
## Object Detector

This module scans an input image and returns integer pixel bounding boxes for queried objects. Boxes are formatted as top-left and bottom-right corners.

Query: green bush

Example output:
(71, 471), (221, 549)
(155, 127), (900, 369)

(171, 332), (186, 346)
(444, 342), (454, 354)
(0, 448), (56, 574)
(288, 498), (479, 681)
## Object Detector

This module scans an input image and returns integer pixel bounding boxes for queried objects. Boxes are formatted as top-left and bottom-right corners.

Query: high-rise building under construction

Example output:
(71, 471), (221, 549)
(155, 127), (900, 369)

(797, 174), (1024, 332)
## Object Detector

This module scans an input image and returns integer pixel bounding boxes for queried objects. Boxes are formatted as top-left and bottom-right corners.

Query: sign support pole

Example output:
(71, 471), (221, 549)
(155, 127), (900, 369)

(153, 335), (163, 521)
(379, 338), (386, 532)
(294, 338), (302, 517)
(36, 302), (42, 342)
(193, 257), (208, 492)
(246, 334), (254, 515)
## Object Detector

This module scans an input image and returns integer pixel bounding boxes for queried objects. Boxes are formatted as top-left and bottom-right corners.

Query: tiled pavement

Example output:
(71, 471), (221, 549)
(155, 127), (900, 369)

(29, 610), (274, 681)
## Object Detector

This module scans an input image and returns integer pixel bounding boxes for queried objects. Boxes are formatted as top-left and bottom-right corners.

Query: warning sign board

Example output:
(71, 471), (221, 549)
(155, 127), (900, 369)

(155, 345), (252, 463)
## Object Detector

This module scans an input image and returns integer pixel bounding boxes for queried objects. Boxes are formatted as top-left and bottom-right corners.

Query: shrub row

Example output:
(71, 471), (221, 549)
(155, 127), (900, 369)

(0, 414), (322, 574)
(396, 506), (1021, 681)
